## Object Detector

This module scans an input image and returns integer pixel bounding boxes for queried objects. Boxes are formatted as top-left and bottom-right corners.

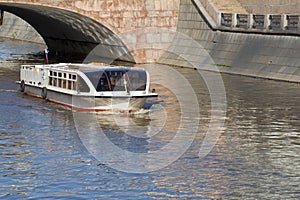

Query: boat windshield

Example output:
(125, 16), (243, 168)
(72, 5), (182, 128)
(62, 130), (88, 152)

(84, 69), (147, 92)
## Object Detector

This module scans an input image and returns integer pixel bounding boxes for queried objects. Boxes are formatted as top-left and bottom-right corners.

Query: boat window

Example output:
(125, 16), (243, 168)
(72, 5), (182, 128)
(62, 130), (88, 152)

(49, 77), (53, 85)
(62, 80), (67, 88)
(127, 70), (147, 91)
(84, 69), (147, 92)
(58, 79), (62, 87)
(72, 81), (76, 91)
(53, 78), (58, 87)
(84, 71), (109, 92)
(68, 80), (72, 90)
(90, 72), (110, 92)
(48, 71), (77, 91)
(78, 76), (90, 93)
(106, 71), (127, 91)
(97, 74), (110, 91)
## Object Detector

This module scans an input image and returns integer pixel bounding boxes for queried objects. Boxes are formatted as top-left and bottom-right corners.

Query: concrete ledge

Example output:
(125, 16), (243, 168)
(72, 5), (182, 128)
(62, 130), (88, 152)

(218, 66), (300, 83)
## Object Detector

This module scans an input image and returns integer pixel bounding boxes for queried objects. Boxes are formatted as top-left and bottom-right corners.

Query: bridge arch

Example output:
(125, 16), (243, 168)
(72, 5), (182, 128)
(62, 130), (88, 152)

(0, 3), (134, 63)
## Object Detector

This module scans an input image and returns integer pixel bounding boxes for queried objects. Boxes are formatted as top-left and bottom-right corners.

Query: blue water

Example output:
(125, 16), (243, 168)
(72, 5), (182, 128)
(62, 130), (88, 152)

(0, 39), (300, 199)
(0, 38), (43, 61)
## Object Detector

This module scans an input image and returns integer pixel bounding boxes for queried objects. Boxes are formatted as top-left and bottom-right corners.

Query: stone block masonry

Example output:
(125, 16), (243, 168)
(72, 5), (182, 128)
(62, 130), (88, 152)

(66, 0), (180, 63)
(0, 12), (44, 43)
(0, 0), (180, 63)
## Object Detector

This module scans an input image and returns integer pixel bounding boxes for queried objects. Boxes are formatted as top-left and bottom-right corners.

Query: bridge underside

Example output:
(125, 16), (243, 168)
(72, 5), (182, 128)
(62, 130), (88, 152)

(0, 3), (134, 63)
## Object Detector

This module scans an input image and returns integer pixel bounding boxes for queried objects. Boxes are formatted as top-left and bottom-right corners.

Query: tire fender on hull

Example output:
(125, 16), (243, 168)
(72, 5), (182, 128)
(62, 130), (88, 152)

(41, 87), (47, 99)
(20, 80), (25, 92)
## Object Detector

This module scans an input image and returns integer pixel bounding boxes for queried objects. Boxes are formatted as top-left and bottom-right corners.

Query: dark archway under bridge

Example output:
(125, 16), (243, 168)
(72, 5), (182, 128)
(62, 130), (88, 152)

(0, 3), (135, 63)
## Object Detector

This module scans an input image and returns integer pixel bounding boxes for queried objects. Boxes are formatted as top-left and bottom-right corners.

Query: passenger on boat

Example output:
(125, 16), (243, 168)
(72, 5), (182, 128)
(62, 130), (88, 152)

(96, 74), (110, 91)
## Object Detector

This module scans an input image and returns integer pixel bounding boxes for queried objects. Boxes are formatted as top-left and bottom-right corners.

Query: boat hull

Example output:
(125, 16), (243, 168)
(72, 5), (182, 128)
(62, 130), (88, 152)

(20, 84), (149, 113)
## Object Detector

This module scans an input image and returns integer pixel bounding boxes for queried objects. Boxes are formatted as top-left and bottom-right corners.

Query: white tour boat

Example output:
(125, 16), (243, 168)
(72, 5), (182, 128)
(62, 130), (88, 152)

(17, 63), (158, 112)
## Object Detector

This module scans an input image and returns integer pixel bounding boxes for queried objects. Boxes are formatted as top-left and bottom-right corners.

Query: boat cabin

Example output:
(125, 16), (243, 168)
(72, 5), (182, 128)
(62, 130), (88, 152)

(83, 68), (147, 92)
(20, 63), (150, 95)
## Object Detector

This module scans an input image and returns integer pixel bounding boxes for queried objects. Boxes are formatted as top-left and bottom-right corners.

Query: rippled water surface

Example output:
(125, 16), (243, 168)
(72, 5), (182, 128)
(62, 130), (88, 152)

(0, 38), (43, 61)
(0, 39), (300, 199)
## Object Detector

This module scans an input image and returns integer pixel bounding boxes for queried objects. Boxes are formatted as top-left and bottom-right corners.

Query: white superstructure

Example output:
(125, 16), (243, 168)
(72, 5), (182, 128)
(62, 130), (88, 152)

(18, 63), (157, 112)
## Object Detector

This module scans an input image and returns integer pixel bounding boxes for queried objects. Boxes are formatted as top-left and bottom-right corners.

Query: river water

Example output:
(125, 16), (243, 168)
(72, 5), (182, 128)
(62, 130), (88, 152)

(0, 38), (300, 199)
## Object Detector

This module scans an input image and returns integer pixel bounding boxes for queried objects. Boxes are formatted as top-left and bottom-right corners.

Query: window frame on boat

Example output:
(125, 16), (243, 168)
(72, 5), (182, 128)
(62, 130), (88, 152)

(48, 70), (77, 91)
(83, 68), (147, 92)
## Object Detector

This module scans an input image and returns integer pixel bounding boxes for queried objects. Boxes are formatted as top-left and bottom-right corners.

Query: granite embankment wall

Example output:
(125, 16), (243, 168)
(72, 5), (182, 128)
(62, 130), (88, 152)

(0, 12), (44, 43)
(159, 0), (300, 83)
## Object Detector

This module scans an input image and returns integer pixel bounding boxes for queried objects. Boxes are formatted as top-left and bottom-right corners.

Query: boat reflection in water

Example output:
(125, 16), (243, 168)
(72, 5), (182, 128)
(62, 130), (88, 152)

(73, 79), (186, 173)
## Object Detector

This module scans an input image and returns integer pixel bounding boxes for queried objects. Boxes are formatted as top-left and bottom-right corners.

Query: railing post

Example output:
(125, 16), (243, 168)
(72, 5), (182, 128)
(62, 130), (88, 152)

(249, 14), (254, 29)
(282, 14), (288, 30)
(232, 13), (237, 28)
(217, 12), (222, 27)
(265, 14), (270, 30)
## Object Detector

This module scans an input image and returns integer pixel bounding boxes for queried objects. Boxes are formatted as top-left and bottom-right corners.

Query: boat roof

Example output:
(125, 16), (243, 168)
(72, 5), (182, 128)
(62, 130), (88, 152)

(22, 63), (144, 72)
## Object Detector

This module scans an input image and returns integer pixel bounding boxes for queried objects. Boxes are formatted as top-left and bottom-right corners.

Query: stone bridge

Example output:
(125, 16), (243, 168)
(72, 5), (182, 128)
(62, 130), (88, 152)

(0, 0), (180, 63)
(0, 0), (299, 83)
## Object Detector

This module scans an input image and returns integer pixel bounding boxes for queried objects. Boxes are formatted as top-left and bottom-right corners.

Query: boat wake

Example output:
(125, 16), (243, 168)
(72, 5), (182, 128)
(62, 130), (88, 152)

(0, 89), (18, 93)
(72, 108), (151, 115)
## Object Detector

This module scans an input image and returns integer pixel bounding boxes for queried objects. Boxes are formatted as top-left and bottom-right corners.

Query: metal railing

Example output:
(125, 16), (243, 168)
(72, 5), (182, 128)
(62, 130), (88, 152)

(217, 13), (300, 33)
(192, 0), (300, 35)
